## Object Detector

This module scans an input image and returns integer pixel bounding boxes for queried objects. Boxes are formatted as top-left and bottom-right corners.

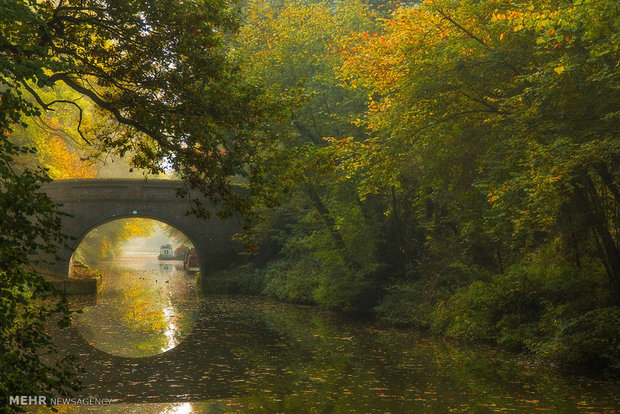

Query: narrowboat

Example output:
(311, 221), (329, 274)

(158, 244), (173, 260)
(184, 249), (200, 273)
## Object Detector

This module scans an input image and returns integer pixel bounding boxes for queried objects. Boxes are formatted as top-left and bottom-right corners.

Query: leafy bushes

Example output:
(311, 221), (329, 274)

(208, 251), (620, 373)
(534, 307), (620, 373)
(262, 256), (322, 304)
(204, 252), (377, 313)
(261, 254), (375, 312)
(374, 279), (444, 328)
(375, 262), (490, 328)
(371, 249), (620, 373)
(212, 0), (620, 376)
(426, 257), (619, 373)
(432, 263), (549, 348)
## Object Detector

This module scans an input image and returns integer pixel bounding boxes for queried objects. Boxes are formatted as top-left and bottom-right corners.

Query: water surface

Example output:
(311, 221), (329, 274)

(72, 253), (198, 357)
(39, 257), (620, 413)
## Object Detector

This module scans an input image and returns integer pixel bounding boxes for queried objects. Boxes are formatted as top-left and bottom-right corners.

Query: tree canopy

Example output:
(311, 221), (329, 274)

(337, 0), (620, 302)
(2, 0), (281, 218)
(208, 0), (620, 373)
(1, 0), (619, 403)
(1, 0), (274, 409)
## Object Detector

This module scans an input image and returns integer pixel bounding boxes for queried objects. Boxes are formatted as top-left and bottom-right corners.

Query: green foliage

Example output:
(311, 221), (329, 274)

(374, 280), (437, 327)
(2, 0), (279, 221)
(375, 262), (488, 327)
(535, 307), (620, 373)
(227, 0), (620, 374)
(262, 256), (323, 304)
(0, 128), (80, 410)
(276, 0), (619, 374)
(235, 0), (377, 144)
(429, 253), (619, 372)
(1, 0), (276, 407)
(3, 0), (617, 391)
(432, 267), (545, 347)
(338, 0), (620, 300)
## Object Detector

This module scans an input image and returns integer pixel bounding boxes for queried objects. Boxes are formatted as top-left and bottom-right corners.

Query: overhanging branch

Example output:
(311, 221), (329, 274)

(21, 81), (91, 145)
(47, 72), (162, 146)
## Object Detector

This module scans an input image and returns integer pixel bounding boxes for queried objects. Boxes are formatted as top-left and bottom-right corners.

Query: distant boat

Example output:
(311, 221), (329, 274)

(184, 249), (200, 273)
(158, 245), (190, 261)
(158, 244), (173, 260)
(173, 246), (189, 260)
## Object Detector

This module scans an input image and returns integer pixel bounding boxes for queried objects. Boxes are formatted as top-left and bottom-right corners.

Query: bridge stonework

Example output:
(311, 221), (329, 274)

(41, 179), (244, 286)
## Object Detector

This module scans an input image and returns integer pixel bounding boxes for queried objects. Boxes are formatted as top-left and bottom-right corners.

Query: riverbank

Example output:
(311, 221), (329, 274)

(39, 260), (102, 295)
(201, 263), (620, 378)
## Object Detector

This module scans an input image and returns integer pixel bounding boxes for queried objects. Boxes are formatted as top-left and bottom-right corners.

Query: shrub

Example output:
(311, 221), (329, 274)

(376, 279), (447, 328)
(376, 262), (489, 327)
(431, 257), (611, 351)
(533, 307), (620, 373)
(262, 256), (321, 304)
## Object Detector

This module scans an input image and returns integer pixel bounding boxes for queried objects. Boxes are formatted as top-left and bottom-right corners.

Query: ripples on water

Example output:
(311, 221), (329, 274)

(34, 255), (620, 413)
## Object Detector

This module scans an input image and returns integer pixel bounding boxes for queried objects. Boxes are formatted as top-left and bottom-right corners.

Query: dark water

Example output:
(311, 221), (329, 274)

(37, 255), (620, 413)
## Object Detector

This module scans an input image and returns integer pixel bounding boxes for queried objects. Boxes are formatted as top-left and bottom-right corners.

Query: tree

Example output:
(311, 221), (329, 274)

(2, 0), (278, 219)
(233, 0), (378, 247)
(0, 99), (80, 409)
(1, 0), (274, 409)
(8, 83), (98, 179)
(338, 0), (620, 304)
(74, 219), (156, 265)
(160, 223), (193, 248)
(232, 0), (385, 310)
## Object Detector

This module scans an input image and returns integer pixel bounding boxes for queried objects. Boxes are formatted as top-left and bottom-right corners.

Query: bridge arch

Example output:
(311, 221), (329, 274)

(68, 210), (206, 277)
(42, 179), (244, 286)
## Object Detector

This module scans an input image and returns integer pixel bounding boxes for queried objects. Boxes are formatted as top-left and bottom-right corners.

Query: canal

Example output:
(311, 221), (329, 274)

(39, 253), (620, 413)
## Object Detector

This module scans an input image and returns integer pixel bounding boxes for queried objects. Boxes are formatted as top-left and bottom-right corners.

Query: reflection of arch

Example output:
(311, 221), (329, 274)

(54, 298), (281, 403)
(41, 179), (244, 286)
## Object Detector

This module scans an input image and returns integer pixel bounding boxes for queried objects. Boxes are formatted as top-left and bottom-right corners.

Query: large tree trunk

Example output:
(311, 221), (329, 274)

(575, 172), (620, 305)
(390, 185), (407, 258)
(304, 182), (346, 250)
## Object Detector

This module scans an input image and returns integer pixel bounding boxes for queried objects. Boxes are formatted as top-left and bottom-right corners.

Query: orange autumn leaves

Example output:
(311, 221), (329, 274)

(40, 134), (96, 179)
(11, 83), (99, 179)
(332, 0), (581, 182)
(332, 0), (618, 238)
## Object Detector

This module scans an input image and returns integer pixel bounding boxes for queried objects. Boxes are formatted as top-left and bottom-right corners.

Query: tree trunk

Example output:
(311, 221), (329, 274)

(596, 163), (620, 206)
(575, 172), (620, 305)
(391, 185), (406, 257)
(304, 181), (359, 270)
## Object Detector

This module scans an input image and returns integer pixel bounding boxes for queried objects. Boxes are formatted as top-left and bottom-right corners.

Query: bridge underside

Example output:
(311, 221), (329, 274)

(41, 179), (245, 287)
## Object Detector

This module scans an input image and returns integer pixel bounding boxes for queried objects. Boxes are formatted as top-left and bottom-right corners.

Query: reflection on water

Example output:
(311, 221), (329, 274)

(42, 260), (620, 413)
(159, 263), (173, 272)
(72, 253), (198, 358)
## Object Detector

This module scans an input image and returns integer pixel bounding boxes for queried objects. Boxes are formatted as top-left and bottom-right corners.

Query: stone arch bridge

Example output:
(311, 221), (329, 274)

(41, 179), (244, 288)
